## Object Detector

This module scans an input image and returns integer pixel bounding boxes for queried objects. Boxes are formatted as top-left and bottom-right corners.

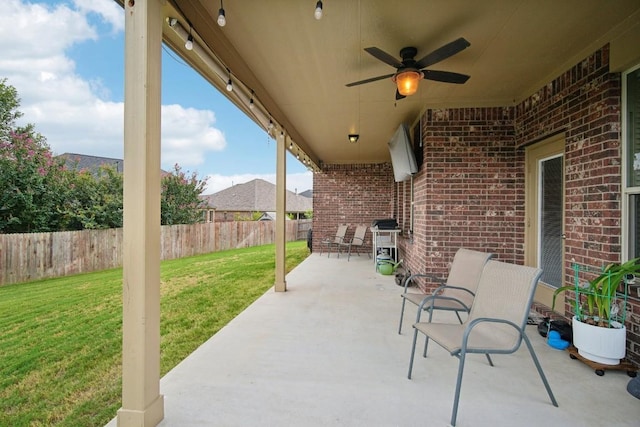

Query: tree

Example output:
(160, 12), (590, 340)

(160, 164), (206, 225)
(0, 80), (205, 231)
(0, 79), (44, 144)
(0, 132), (67, 233)
(0, 79), (21, 141)
(58, 165), (123, 230)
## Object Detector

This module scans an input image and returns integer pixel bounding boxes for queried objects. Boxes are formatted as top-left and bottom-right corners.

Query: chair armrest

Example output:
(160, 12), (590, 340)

(461, 317), (523, 354)
(433, 284), (475, 298)
(414, 294), (472, 322)
(402, 273), (447, 293)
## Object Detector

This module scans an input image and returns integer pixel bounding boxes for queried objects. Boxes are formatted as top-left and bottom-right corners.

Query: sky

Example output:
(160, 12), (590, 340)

(1, 0), (313, 195)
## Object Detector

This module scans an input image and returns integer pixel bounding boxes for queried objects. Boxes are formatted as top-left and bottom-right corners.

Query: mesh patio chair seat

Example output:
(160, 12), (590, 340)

(398, 248), (495, 334)
(407, 260), (558, 426)
(319, 224), (348, 258)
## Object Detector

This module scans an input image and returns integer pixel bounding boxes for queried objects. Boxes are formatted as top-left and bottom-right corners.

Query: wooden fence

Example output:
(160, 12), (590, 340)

(0, 219), (311, 286)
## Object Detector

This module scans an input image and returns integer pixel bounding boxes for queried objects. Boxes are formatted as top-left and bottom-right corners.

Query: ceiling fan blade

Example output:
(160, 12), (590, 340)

(415, 37), (470, 69)
(346, 73), (395, 87)
(364, 47), (404, 68)
(395, 90), (406, 101)
(422, 69), (470, 84)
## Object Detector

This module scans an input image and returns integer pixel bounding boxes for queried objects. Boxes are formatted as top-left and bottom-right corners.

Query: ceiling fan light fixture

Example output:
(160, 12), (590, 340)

(394, 70), (422, 96)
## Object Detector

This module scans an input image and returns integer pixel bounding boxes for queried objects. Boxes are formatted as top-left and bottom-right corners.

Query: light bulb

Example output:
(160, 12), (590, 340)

(268, 119), (274, 130)
(185, 35), (193, 51)
(249, 98), (255, 110)
(226, 79), (233, 92)
(314, 1), (323, 20)
(217, 8), (226, 26)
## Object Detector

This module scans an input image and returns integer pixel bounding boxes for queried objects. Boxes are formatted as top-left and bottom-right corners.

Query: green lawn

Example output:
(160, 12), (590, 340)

(0, 241), (309, 426)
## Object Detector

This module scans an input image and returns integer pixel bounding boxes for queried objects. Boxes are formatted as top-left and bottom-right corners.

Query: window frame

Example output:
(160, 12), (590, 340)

(622, 64), (640, 260)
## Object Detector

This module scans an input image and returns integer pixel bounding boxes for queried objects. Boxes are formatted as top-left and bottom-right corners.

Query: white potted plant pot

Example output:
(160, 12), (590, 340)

(572, 315), (626, 365)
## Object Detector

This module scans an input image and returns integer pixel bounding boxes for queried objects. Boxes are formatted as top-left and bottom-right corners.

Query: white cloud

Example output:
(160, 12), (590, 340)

(2, 1), (313, 194)
(204, 172), (313, 195)
(161, 105), (227, 168)
(73, 0), (124, 33)
(2, 0), (227, 170)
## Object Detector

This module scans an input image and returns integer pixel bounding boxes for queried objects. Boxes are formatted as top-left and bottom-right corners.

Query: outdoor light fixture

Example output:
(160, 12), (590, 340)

(348, 134), (359, 143)
(185, 27), (194, 50)
(314, 1), (323, 20)
(217, 0), (226, 27)
(226, 78), (233, 92)
(393, 70), (423, 96)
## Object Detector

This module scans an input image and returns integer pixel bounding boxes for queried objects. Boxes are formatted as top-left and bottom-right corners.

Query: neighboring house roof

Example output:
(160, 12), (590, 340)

(58, 153), (124, 174)
(299, 189), (313, 198)
(57, 153), (169, 176)
(201, 179), (312, 212)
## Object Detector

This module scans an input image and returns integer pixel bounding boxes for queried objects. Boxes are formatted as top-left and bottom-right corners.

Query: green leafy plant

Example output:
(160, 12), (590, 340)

(552, 257), (640, 328)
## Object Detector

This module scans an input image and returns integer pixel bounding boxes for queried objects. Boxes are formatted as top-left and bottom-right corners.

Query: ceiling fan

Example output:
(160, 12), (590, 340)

(346, 37), (471, 100)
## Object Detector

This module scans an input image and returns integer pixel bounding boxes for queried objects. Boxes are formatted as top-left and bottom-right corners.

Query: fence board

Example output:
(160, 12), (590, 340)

(0, 219), (310, 286)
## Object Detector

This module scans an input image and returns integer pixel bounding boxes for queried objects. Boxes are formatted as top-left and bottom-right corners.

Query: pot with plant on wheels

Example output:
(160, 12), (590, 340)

(552, 257), (640, 366)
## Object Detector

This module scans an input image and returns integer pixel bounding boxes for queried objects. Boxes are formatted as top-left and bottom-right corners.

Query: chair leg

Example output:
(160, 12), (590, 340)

(407, 327), (420, 379)
(422, 307), (435, 357)
(522, 332), (558, 407)
(450, 351), (468, 427)
(398, 297), (407, 334)
(423, 335), (430, 358)
(485, 354), (494, 366)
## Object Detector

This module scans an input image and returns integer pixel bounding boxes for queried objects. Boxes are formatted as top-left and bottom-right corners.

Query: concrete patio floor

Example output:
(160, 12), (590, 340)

(108, 252), (640, 427)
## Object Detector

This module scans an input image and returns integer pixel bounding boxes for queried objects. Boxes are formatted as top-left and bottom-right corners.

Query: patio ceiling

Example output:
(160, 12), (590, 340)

(133, 1), (640, 168)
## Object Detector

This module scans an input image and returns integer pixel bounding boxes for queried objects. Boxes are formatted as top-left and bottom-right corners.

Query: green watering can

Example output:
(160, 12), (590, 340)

(377, 259), (403, 275)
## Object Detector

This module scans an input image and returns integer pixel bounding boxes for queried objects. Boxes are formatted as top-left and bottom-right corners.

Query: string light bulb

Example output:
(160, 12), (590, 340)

(249, 91), (255, 110)
(217, 0), (226, 27)
(185, 27), (193, 50)
(226, 69), (233, 92)
(314, 1), (323, 20)
(268, 119), (274, 130)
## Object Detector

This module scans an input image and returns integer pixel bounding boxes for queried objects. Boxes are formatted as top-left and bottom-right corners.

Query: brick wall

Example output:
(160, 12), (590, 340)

(516, 46), (622, 268)
(514, 45), (639, 365)
(399, 107), (521, 283)
(312, 163), (394, 252)
(313, 44), (638, 366)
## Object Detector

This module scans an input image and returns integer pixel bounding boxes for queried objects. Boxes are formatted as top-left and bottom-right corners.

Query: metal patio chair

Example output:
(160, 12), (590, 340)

(398, 248), (494, 334)
(319, 224), (348, 257)
(338, 224), (370, 261)
(407, 260), (558, 426)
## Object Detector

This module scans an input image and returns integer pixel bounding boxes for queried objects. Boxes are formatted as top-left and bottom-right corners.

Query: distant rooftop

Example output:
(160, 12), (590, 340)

(201, 179), (312, 213)
(58, 153), (124, 174)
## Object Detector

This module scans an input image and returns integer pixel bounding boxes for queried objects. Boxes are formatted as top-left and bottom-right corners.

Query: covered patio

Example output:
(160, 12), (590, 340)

(112, 1), (640, 424)
(107, 253), (639, 426)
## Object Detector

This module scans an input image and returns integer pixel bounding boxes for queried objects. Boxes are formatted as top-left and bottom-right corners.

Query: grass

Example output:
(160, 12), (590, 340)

(0, 241), (309, 426)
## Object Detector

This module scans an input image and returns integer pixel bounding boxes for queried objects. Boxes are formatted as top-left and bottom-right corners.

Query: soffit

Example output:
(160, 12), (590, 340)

(144, 1), (640, 166)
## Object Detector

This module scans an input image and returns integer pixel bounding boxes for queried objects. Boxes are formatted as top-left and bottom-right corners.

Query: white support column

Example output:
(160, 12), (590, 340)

(275, 132), (287, 292)
(118, 0), (164, 425)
